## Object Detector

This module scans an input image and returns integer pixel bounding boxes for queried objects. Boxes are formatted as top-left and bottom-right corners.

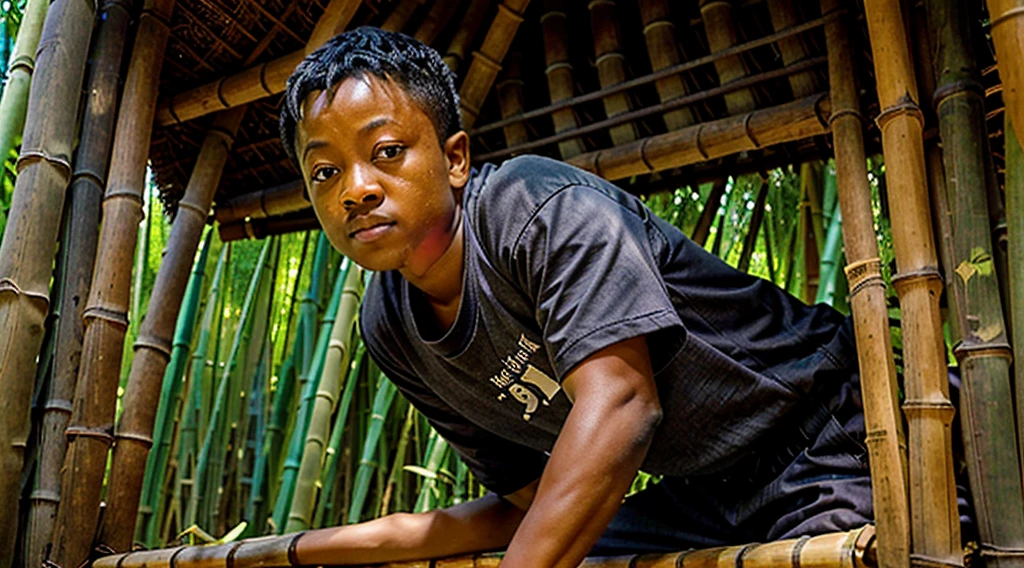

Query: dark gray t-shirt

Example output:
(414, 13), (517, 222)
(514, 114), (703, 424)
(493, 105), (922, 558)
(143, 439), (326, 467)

(360, 155), (856, 496)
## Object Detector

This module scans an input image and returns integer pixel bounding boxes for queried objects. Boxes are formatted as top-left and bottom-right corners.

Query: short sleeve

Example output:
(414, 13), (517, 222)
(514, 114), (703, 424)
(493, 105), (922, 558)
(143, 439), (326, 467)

(509, 185), (685, 379)
(363, 335), (547, 496)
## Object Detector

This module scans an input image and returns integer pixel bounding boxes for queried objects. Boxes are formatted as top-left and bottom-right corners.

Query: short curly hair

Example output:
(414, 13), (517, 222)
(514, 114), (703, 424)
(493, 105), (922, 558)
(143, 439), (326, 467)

(280, 26), (462, 163)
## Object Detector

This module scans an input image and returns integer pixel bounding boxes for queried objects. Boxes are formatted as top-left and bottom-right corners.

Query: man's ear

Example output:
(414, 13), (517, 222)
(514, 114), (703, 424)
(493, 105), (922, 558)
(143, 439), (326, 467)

(444, 130), (471, 190)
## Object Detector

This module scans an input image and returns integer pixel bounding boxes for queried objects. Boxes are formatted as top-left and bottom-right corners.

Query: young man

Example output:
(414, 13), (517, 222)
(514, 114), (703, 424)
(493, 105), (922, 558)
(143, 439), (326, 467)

(279, 27), (871, 567)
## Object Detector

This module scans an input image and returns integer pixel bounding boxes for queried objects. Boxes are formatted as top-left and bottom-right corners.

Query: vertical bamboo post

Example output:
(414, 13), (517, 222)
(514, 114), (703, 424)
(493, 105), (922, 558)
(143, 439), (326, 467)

(413, 0), (460, 46)
(1007, 113), (1024, 491)
(987, 0), (1024, 145)
(766, 0), (819, 99)
(638, 0), (695, 131)
(541, 0), (585, 159)
(0, 0), (95, 563)
(588, 0), (637, 145)
(699, 0), (756, 114)
(822, 2), (910, 568)
(927, 1), (1024, 564)
(0, 0), (47, 167)
(691, 179), (727, 247)
(496, 52), (529, 150)
(380, 0), (423, 33)
(443, 0), (490, 71)
(49, 1), (176, 565)
(458, 0), (530, 128)
(100, 106), (246, 552)
(21, 2), (135, 565)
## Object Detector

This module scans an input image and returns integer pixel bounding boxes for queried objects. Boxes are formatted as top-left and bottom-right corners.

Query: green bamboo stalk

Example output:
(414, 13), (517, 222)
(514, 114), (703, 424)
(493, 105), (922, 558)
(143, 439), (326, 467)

(379, 403), (416, 518)
(1009, 115), (1024, 488)
(413, 430), (451, 513)
(136, 229), (214, 545)
(346, 373), (398, 524)
(927, 0), (1022, 562)
(271, 260), (350, 533)
(186, 237), (273, 530)
(815, 203), (843, 306)
(0, 0), (46, 169)
(313, 341), (366, 528)
(286, 264), (365, 531)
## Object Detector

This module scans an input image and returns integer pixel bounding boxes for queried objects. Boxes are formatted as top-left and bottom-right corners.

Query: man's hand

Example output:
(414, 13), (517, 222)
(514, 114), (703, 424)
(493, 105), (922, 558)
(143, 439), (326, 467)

(501, 335), (662, 567)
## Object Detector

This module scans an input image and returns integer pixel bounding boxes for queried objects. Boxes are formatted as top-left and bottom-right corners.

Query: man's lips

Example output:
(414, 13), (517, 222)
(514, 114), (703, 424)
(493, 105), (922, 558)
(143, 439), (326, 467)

(348, 219), (396, 242)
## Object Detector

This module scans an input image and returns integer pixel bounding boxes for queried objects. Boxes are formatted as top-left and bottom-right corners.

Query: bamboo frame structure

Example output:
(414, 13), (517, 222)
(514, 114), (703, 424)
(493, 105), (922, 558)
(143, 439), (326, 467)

(459, 0), (530, 128)
(699, 0), (756, 115)
(380, 0), (422, 33)
(541, 0), (585, 159)
(691, 179), (727, 247)
(0, 0), (47, 168)
(214, 180), (308, 225)
(987, 0), (1024, 145)
(495, 52), (530, 150)
(100, 107), (247, 551)
(21, 2), (135, 565)
(822, 1), (909, 568)
(154, 0), (360, 126)
(92, 525), (876, 568)
(566, 93), (830, 180)
(589, 0), (637, 145)
(443, 0), (490, 71)
(638, 0), (695, 131)
(285, 266), (364, 531)
(49, 1), (175, 565)
(766, 0), (819, 99)
(0, 0), (95, 563)
(413, 0), (460, 45)
(927, 1), (1024, 564)
(1007, 113), (1024, 494)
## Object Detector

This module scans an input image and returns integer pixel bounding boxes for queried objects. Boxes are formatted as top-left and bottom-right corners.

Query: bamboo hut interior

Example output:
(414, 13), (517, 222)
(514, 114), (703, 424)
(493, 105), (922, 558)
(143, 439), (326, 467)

(1, 0), (1023, 566)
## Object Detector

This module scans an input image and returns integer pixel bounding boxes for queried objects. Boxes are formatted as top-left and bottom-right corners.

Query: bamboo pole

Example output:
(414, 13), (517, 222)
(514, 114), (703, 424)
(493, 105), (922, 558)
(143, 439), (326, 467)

(987, 0), (1024, 145)
(135, 230), (213, 545)
(101, 105), (247, 552)
(346, 373), (398, 524)
(766, 0), (819, 99)
(638, 0), (695, 131)
(589, 0), (637, 146)
(93, 525), (877, 568)
(286, 265), (364, 531)
(381, 0), (423, 33)
(48, 1), (174, 565)
(21, 1), (134, 564)
(496, 52), (529, 150)
(0, 0), (46, 170)
(567, 94), (830, 181)
(213, 180), (308, 225)
(737, 176), (769, 273)
(1008, 112), (1024, 495)
(413, 0), (460, 46)
(699, 0), (756, 115)
(541, 0), (585, 159)
(458, 0), (530, 128)
(822, 2), (909, 568)
(443, 0), (490, 71)
(154, 0), (360, 126)
(927, 1), (1023, 564)
(691, 179), (727, 247)
(0, 0), (95, 563)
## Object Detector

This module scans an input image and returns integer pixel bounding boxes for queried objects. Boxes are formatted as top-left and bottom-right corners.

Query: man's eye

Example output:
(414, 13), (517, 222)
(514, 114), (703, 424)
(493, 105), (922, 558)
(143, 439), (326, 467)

(312, 166), (338, 183)
(375, 144), (405, 161)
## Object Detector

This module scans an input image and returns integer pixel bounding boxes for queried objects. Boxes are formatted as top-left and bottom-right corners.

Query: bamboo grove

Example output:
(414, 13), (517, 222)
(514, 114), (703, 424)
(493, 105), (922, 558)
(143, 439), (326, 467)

(1, 0), (1024, 567)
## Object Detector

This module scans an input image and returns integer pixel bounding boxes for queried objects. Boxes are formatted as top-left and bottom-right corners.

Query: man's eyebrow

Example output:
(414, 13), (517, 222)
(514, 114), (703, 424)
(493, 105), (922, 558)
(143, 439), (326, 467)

(301, 139), (329, 163)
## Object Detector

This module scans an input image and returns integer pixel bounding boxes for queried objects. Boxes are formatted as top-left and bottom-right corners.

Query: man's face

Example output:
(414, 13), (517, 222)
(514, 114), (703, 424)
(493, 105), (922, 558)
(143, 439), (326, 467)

(295, 75), (468, 274)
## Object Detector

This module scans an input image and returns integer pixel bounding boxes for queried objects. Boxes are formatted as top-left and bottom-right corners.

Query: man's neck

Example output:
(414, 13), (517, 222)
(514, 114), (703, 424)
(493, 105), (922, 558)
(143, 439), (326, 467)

(400, 210), (465, 332)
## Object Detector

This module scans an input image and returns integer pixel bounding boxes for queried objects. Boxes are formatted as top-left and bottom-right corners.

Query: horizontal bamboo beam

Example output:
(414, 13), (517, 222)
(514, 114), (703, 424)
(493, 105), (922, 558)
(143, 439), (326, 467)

(218, 209), (322, 242)
(475, 56), (827, 162)
(213, 179), (307, 224)
(566, 93), (831, 180)
(154, 0), (360, 125)
(93, 526), (876, 568)
(470, 9), (842, 137)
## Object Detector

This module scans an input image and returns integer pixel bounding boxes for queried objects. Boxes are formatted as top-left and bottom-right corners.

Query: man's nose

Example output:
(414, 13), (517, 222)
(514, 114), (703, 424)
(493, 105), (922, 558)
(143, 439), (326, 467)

(340, 165), (384, 211)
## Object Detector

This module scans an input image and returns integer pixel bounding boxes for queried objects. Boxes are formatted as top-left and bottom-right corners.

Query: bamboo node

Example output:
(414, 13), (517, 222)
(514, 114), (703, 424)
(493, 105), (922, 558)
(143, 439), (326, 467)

(695, 123), (710, 160)
(952, 341), (1013, 362)
(9, 53), (35, 74)
(642, 20), (674, 35)
(288, 532), (306, 566)
(910, 554), (964, 568)
(114, 431), (154, 448)
(990, 6), (1024, 29)
(29, 489), (60, 504)
(639, 137), (655, 171)
(65, 425), (115, 446)
(544, 62), (573, 75)
(901, 400), (955, 420)
(828, 108), (865, 127)
(134, 334), (173, 358)
(44, 398), (74, 415)
(742, 113), (761, 148)
(587, 0), (615, 9)
(891, 268), (943, 294)
(981, 544), (1024, 558)
(874, 99), (924, 130)
(791, 535), (811, 568)
(932, 79), (984, 109)
(259, 63), (273, 96)
(177, 199), (210, 220)
(539, 10), (566, 24)
(0, 276), (50, 309)
(812, 93), (831, 130)
(82, 305), (130, 329)
(595, 52), (626, 66)
(15, 150), (73, 178)
(72, 166), (107, 190)
(470, 51), (503, 73)
(497, 2), (526, 20)
(103, 188), (145, 207)
(736, 543), (760, 568)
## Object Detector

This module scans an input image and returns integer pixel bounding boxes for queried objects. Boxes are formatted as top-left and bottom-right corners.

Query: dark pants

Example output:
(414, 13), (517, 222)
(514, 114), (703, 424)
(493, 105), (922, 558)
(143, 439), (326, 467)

(593, 369), (872, 554)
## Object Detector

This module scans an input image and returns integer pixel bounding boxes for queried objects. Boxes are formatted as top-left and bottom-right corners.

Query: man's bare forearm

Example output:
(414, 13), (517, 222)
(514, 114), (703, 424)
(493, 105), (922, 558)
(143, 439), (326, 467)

(294, 493), (527, 565)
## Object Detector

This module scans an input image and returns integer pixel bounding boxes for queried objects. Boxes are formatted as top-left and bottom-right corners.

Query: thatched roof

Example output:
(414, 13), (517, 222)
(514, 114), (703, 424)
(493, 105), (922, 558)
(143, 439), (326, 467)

(144, 0), (1004, 237)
